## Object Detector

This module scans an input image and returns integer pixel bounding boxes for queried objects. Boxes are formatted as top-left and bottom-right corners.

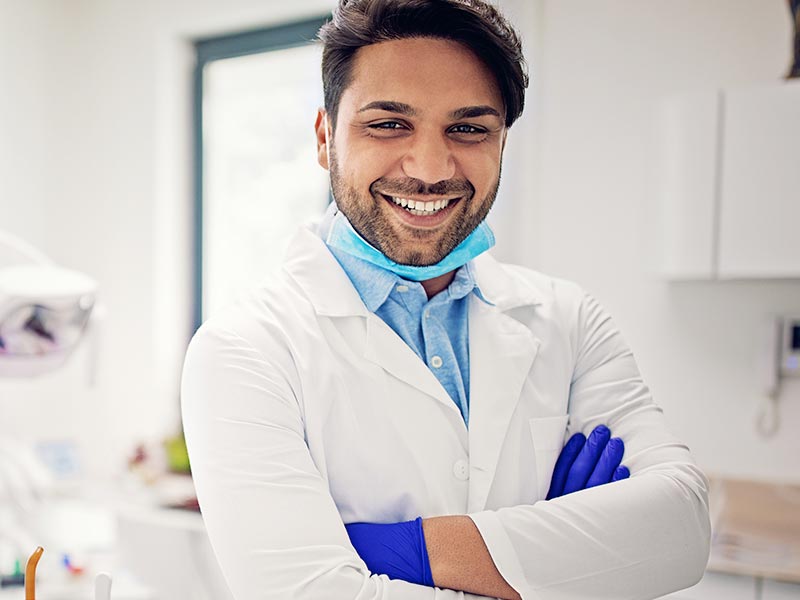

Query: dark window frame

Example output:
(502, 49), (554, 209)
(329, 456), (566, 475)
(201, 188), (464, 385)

(192, 15), (330, 331)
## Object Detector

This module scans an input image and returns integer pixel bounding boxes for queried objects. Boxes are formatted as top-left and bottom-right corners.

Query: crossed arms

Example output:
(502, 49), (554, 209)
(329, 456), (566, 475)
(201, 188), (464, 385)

(181, 287), (711, 599)
(346, 425), (630, 598)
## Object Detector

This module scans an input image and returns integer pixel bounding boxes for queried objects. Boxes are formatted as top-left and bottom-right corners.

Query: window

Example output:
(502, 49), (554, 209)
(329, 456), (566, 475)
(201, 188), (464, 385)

(193, 16), (331, 328)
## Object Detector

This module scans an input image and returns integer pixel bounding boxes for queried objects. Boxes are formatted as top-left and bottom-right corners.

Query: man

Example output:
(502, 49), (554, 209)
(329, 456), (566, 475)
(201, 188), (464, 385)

(181, 1), (711, 598)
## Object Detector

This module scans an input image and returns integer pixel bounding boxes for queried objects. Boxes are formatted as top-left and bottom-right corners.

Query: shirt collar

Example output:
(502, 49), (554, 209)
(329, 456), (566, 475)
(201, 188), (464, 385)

(448, 261), (493, 305)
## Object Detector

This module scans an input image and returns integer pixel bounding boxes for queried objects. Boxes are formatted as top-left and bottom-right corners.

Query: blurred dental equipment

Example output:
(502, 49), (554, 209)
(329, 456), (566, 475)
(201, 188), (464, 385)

(0, 230), (100, 594)
(25, 546), (43, 600)
(95, 572), (112, 600)
(20, 545), (116, 600)
(0, 230), (98, 378)
(0, 229), (99, 506)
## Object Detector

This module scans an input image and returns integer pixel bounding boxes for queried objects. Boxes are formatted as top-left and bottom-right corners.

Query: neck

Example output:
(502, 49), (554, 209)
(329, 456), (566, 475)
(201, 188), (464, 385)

(420, 271), (456, 299)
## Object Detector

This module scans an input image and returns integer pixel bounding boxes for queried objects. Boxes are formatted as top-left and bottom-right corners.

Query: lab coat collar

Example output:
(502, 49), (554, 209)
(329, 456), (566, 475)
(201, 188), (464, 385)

(283, 225), (370, 317)
(284, 223), (543, 317)
(470, 252), (544, 310)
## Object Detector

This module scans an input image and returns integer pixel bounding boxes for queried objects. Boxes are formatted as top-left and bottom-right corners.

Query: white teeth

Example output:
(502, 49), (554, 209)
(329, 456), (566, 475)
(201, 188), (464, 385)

(389, 196), (453, 214)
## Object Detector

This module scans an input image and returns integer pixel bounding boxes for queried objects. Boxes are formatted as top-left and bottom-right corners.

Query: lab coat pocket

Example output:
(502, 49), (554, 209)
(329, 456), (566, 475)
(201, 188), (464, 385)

(529, 415), (569, 501)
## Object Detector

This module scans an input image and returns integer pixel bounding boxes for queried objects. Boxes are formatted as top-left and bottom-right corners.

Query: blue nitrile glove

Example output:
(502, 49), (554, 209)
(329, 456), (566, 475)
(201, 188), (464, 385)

(547, 424), (630, 500)
(345, 517), (434, 586)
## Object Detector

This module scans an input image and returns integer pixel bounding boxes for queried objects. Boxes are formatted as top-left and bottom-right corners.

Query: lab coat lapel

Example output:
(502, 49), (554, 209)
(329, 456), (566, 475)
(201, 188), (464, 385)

(286, 226), (463, 420)
(363, 314), (463, 418)
(283, 226), (369, 318)
(467, 256), (542, 512)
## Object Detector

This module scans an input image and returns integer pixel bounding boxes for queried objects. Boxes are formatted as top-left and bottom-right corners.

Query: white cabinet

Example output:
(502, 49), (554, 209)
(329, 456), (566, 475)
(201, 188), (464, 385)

(719, 83), (800, 278)
(763, 579), (800, 599)
(659, 572), (800, 600)
(659, 572), (756, 599)
(658, 81), (800, 280)
(657, 90), (720, 279)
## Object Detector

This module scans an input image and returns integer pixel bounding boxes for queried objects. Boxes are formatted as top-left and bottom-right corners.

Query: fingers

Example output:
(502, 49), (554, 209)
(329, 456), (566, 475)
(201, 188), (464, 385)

(547, 425), (630, 500)
(546, 432), (585, 500)
(611, 465), (630, 481)
(562, 425), (610, 495)
(585, 437), (624, 488)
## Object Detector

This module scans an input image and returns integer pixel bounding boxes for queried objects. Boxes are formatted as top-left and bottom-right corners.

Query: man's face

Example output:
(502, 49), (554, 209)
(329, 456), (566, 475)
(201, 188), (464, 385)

(315, 37), (507, 266)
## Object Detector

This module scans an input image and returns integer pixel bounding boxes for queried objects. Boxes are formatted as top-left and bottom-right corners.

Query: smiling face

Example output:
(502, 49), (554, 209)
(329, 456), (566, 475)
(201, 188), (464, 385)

(315, 37), (507, 266)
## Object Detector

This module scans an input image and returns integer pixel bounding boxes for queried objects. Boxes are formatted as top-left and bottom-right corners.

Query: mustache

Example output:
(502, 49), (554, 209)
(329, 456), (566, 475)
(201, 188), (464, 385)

(370, 177), (474, 198)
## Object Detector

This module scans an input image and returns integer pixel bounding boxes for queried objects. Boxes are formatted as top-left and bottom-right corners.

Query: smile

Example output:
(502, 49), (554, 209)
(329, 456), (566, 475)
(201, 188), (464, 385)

(385, 195), (456, 216)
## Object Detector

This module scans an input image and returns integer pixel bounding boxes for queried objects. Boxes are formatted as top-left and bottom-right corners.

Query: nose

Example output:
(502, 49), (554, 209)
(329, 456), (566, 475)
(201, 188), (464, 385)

(401, 129), (456, 184)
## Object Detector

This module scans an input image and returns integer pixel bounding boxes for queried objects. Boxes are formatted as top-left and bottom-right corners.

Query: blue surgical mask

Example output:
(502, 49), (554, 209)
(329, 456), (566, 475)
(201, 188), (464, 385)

(324, 208), (495, 282)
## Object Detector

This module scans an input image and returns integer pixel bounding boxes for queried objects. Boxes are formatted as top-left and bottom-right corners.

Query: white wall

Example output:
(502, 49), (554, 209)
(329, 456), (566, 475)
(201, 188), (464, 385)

(0, 0), (335, 477)
(0, 2), (94, 458)
(527, 0), (800, 481)
(0, 0), (50, 245)
(2, 0), (798, 484)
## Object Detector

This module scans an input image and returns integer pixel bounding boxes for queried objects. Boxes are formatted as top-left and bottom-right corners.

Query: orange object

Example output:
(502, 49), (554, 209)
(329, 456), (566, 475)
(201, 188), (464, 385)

(25, 546), (43, 600)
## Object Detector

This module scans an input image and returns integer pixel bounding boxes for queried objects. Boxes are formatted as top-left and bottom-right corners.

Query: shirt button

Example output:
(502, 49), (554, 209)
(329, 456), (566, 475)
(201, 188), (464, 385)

(453, 459), (469, 481)
(396, 284), (409, 292)
(430, 355), (443, 368)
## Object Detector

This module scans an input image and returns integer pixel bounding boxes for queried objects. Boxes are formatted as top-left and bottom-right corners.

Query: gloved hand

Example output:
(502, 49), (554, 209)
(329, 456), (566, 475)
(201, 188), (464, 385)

(546, 424), (630, 500)
(345, 517), (434, 586)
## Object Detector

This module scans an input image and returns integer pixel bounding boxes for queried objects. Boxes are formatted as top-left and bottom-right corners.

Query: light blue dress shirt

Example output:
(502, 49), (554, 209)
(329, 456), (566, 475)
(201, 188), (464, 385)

(326, 243), (491, 426)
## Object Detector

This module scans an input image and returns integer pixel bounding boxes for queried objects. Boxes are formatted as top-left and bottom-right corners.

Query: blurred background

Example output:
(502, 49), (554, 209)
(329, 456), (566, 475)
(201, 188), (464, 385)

(0, 0), (798, 598)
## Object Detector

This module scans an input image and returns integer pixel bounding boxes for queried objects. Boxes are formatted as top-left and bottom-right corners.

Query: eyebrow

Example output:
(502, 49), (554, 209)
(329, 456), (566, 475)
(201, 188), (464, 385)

(449, 105), (502, 120)
(357, 101), (502, 121)
(357, 101), (417, 115)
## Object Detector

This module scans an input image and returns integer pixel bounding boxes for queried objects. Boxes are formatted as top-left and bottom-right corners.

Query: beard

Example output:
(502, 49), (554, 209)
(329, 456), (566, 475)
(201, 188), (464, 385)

(328, 146), (501, 266)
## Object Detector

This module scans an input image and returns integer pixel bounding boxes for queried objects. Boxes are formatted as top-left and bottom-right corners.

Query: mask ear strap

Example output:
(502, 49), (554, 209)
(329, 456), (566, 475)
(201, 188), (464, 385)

(324, 114), (332, 168)
(324, 114), (337, 207)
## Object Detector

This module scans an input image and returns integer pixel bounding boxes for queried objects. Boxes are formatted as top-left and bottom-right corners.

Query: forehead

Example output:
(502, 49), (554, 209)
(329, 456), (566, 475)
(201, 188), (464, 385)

(342, 37), (503, 116)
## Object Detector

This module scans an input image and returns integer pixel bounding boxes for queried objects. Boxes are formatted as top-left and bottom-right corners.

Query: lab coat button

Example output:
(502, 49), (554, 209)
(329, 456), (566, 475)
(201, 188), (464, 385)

(396, 285), (409, 292)
(431, 355), (443, 368)
(453, 459), (469, 481)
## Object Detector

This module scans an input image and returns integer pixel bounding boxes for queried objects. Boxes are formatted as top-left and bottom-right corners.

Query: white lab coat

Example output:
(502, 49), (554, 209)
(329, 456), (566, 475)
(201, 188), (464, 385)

(181, 224), (710, 600)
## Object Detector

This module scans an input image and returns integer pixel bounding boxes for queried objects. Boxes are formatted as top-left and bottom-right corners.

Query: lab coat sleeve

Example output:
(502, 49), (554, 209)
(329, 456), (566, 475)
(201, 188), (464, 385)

(181, 323), (491, 600)
(469, 286), (711, 600)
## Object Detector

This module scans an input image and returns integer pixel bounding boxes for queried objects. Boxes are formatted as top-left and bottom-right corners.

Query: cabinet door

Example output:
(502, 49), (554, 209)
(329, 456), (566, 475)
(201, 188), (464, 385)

(659, 571), (756, 599)
(657, 91), (720, 279)
(763, 579), (800, 600)
(718, 82), (800, 278)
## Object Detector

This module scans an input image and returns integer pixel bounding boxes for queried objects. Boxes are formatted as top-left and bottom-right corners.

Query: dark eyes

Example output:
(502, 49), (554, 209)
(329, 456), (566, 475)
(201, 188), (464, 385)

(449, 124), (484, 135)
(369, 121), (405, 130)
(366, 121), (488, 140)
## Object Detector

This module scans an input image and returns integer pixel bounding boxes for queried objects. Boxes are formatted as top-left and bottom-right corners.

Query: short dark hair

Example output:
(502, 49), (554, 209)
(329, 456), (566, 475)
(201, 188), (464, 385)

(317, 0), (528, 128)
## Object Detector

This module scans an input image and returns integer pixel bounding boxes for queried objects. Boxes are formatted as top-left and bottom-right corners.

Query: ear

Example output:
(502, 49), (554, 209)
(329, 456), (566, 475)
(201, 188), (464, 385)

(314, 108), (330, 170)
